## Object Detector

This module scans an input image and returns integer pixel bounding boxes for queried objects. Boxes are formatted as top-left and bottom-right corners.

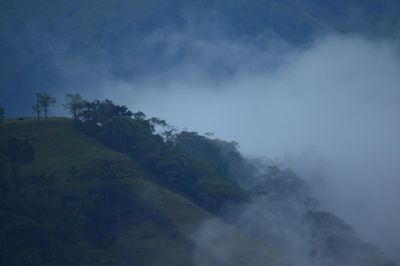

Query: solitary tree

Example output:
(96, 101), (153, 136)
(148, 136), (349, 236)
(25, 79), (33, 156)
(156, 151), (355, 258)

(35, 93), (56, 119)
(32, 103), (41, 120)
(63, 93), (84, 120)
(0, 106), (4, 124)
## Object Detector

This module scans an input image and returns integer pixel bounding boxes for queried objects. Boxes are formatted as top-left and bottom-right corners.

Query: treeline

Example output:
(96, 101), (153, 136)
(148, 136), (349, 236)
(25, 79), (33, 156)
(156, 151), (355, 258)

(1, 93), (398, 266)
(62, 93), (248, 213)
(0, 93), (251, 265)
(2, 92), (249, 213)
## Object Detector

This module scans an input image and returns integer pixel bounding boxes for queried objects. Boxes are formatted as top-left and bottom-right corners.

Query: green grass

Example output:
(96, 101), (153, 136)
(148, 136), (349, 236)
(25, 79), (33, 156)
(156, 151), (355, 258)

(1, 118), (146, 179)
(1, 117), (213, 226)
(0, 117), (287, 266)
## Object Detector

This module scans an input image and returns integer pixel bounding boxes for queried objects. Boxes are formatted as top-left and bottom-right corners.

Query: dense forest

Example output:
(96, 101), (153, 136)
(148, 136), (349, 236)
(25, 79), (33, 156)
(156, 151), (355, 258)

(1, 0), (400, 265)
(0, 95), (397, 265)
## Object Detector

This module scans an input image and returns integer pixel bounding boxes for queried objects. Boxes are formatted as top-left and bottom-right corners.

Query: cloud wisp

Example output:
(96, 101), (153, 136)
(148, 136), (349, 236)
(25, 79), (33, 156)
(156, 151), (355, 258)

(61, 29), (400, 263)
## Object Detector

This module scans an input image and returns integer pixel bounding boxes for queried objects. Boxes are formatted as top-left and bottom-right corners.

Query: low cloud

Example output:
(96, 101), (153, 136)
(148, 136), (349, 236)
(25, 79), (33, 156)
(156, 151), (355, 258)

(61, 30), (400, 262)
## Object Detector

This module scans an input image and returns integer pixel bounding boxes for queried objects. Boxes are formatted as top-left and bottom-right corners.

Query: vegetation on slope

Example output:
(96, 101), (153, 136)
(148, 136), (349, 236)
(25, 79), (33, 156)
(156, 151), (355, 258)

(0, 117), (287, 266)
(0, 97), (397, 266)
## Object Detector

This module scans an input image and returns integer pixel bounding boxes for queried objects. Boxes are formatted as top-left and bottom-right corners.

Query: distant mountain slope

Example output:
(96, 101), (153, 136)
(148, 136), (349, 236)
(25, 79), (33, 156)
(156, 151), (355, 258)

(1, 0), (400, 115)
(0, 118), (287, 266)
(0, 107), (396, 265)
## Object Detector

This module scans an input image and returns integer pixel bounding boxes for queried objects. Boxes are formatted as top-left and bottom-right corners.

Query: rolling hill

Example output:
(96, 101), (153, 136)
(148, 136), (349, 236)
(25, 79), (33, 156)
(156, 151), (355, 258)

(0, 118), (288, 266)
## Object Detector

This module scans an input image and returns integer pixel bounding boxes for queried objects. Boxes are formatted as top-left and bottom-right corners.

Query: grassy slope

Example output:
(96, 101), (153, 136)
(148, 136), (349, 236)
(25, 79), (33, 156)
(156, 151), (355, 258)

(2, 118), (144, 178)
(0, 118), (287, 266)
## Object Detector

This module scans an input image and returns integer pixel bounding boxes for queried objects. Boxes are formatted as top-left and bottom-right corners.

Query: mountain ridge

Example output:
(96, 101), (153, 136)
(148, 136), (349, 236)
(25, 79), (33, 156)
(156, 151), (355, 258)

(0, 117), (289, 266)
(0, 112), (396, 265)
(1, 0), (400, 116)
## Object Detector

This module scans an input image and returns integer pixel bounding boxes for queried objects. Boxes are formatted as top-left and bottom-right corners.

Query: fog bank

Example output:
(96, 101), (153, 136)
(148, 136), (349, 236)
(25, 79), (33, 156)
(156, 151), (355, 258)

(74, 33), (400, 261)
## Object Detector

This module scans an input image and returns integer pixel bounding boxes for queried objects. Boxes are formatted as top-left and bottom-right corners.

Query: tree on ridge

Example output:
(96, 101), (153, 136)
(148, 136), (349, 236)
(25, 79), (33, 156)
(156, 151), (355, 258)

(63, 93), (84, 120)
(0, 106), (4, 124)
(34, 93), (56, 120)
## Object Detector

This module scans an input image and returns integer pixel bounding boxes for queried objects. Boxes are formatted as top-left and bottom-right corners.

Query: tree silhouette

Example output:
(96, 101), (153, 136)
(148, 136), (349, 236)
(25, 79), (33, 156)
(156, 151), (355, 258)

(32, 103), (40, 120)
(0, 106), (4, 124)
(63, 93), (84, 120)
(35, 93), (56, 119)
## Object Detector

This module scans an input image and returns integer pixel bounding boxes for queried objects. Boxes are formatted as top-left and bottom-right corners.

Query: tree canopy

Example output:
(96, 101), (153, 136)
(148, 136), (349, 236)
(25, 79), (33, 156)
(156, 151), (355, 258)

(63, 93), (84, 120)
(1, 96), (396, 266)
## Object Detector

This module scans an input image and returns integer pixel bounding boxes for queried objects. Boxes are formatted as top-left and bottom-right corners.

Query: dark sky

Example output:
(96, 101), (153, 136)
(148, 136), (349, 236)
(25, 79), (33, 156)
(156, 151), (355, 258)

(1, 0), (400, 262)
(1, 0), (399, 116)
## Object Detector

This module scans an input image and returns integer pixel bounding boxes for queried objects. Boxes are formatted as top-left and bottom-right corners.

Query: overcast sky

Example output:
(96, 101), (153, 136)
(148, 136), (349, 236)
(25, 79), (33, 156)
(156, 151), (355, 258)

(73, 32), (400, 261)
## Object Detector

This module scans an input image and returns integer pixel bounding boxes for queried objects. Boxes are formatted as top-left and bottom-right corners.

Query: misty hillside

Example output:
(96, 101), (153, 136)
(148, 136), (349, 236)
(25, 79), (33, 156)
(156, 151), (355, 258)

(0, 117), (287, 266)
(1, 0), (400, 115)
(1, 1), (400, 265)
(0, 98), (397, 266)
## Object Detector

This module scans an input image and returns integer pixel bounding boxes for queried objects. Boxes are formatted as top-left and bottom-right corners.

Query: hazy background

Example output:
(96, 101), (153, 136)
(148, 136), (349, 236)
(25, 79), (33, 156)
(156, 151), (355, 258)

(100, 33), (400, 261)
(1, 0), (400, 262)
